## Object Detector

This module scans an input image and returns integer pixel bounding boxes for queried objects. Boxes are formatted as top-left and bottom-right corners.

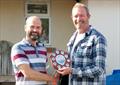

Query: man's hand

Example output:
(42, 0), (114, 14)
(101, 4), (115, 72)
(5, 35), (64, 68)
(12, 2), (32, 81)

(57, 67), (72, 76)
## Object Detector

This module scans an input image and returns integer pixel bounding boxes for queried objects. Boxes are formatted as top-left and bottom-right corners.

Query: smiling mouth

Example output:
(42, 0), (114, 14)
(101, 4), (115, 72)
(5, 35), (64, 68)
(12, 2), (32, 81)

(31, 32), (38, 35)
(75, 20), (84, 24)
(79, 20), (85, 23)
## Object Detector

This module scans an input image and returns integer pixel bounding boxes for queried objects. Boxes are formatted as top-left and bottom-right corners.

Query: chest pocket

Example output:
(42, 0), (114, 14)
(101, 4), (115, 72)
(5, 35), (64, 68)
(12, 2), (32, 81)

(76, 42), (93, 58)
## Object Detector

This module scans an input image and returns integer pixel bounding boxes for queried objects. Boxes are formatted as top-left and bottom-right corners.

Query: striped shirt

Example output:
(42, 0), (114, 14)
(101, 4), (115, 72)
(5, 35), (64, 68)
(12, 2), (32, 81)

(67, 25), (107, 85)
(11, 39), (48, 85)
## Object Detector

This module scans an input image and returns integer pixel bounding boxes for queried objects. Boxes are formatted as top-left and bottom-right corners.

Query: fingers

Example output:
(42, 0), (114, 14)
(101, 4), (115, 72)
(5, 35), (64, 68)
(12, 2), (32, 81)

(57, 67), (72, 76)
(57, 70), (63, 75)
(57, 67), (68, 76)
(58, 67), (69, 71)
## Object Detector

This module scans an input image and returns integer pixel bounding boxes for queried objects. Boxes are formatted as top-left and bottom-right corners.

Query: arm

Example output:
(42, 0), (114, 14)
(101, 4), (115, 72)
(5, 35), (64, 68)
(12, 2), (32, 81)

(11, 45), (54, 82)
(18, 64), (53, 81)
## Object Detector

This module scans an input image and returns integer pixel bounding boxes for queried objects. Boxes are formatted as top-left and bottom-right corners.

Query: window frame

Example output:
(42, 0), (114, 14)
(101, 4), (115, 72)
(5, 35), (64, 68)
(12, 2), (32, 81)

(25, 0), (51, 45)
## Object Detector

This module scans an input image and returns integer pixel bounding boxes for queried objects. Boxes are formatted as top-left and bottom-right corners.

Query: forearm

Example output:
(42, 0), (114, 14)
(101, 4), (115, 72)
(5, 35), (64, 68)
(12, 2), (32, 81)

(25, 69), (53, 82)
(72, 65), (105, 78)
(72, 55), (106, 78)
(19, 64), (53, 82)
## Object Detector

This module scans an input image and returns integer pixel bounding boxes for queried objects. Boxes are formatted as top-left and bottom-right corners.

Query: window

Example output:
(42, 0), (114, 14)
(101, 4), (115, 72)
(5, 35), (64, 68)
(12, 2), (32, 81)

(27, 4), (48, 14)
(25, 0), (51, 45)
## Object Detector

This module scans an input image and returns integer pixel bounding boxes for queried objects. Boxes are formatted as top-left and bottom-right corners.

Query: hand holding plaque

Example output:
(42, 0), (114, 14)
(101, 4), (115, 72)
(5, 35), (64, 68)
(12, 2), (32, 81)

(46, 48), (70, 85)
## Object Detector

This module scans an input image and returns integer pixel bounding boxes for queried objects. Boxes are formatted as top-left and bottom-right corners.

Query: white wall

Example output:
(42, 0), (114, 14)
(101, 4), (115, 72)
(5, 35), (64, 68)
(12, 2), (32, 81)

(88, 0), (120, 74)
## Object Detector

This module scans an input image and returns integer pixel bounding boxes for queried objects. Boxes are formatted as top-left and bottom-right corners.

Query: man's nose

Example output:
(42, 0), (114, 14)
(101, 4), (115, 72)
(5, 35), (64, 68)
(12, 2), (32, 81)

(33, 28), (37, 32)
(77, 16), (81, 21)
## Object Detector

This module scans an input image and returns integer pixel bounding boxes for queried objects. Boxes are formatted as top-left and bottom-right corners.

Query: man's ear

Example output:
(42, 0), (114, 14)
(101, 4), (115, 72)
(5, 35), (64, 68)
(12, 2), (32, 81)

(88, 14), (91, 19)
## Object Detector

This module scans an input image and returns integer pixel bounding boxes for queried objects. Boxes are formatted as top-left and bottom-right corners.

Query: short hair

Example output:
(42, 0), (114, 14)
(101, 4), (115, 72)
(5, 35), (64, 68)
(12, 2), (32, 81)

(72, 3), (90, 16)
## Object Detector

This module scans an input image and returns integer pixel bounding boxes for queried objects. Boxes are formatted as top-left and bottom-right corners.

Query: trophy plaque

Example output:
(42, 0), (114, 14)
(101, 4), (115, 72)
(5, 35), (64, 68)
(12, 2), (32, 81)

(46, 48), (70, 77)
(49, 49), (70, 70)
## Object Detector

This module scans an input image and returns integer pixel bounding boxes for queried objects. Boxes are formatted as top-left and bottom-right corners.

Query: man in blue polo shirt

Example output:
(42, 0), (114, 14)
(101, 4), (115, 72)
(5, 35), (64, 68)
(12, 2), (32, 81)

(11, 16), (55, 85)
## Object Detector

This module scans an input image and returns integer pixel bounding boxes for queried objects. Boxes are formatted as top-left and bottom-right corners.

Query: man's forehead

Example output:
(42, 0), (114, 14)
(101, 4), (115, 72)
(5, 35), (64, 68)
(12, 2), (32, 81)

(26, 16), (41, 25)
(72, 7), (87, 15)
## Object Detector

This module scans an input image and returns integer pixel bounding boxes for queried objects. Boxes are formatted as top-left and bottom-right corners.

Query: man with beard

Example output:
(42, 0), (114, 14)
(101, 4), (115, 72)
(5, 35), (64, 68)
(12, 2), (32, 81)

(57, 3), (107, 85)
(11, 16), (55, 85)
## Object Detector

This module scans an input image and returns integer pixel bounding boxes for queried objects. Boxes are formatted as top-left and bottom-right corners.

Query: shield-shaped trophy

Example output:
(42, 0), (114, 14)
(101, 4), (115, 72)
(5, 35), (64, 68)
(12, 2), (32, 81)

(46, 48), (70, 77)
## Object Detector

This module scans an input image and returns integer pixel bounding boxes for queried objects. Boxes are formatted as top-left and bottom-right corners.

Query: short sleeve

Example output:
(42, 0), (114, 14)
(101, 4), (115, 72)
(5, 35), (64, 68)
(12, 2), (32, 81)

(11, 45), (29, 67)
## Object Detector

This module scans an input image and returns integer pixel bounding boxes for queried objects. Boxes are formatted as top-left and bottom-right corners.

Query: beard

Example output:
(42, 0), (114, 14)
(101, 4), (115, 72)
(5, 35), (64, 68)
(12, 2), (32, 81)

(29, 32), (40, 41)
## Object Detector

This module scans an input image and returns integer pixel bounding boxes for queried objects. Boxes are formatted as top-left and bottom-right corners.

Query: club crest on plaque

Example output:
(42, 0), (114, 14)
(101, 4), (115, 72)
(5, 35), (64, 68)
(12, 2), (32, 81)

(49, 49), (70, 70)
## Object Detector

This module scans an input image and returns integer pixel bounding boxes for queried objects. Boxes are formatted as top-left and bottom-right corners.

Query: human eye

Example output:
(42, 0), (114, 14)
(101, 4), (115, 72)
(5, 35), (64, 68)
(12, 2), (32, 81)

(36, 26), (41, 30)
(30, 25), (34, 29)
(74, 15), (78, 18)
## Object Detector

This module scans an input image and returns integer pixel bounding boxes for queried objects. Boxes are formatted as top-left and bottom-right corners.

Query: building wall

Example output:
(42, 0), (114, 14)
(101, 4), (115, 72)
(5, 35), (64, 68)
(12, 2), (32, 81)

(0, 0), (75, 51)
(88, 0), (120, 74)
(0, 0), (25, 43)
(50, 0), (75, 50)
